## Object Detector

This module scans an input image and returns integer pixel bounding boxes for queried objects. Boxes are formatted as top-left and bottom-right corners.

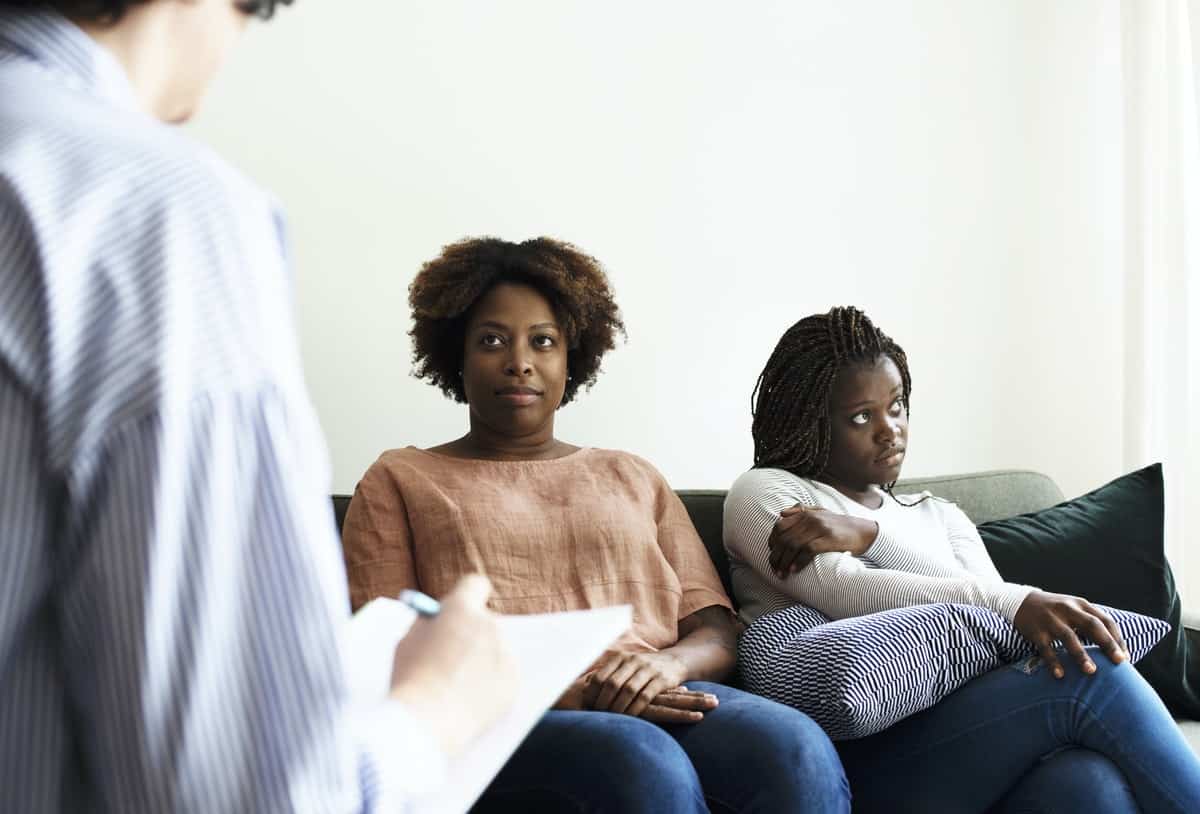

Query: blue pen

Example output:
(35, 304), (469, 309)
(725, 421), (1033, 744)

(398, 589), (442, 617)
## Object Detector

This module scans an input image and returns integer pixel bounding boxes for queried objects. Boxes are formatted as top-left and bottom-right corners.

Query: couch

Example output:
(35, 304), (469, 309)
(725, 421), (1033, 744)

(332, 467), (1200, 754)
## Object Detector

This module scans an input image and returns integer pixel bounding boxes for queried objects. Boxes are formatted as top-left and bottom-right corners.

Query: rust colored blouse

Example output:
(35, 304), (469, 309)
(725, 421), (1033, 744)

(342, 446), (732, 653)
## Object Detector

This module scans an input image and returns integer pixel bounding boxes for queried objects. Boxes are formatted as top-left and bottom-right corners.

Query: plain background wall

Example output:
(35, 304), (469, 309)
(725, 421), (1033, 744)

(191, 0), (1127, 498)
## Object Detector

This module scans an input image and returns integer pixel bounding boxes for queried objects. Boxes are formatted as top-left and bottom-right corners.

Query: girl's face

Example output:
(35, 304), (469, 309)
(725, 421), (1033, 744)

(460, 281), (569, 440)
(819, 355), (908, 494)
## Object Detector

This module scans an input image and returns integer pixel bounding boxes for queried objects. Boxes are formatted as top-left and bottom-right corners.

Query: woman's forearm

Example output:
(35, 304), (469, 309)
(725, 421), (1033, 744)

(660, 606), (738, 683)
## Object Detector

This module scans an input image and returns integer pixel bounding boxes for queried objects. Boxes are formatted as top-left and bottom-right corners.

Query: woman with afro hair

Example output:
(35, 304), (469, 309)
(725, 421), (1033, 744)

(342, 237), (849, 813)
(724, 306), (1200, 813)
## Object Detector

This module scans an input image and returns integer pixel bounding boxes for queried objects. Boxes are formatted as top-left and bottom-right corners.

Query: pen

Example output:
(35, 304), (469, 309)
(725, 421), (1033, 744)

(398, 588), (442, 617)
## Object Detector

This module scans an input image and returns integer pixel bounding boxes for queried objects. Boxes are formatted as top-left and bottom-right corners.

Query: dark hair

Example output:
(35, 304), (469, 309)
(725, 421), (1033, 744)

(408, 236), (626, 406)
(751, 306), (912, 481)
(0, 0), (291, 23)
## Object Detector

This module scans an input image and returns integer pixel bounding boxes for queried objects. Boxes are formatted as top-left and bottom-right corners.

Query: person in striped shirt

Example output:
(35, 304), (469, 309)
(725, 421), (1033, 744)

(724, 305), (1200, 813)
(0, 2), (516, 811)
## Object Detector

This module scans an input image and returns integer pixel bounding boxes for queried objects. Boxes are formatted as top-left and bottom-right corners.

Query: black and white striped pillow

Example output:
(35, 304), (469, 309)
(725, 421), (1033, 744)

(737, 602), (1169, 740)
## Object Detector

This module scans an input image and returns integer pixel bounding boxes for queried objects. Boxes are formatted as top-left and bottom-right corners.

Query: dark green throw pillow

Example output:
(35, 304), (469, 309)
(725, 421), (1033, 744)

(977, 463), (1200, 717)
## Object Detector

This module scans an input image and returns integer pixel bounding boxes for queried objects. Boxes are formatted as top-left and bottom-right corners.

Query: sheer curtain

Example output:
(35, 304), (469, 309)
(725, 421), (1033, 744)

(1120, 0), (1200, 601)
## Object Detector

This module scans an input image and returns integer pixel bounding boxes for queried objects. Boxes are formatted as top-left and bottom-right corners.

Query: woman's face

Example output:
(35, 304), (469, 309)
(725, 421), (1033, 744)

(461, 281), (569, 439)
(819, 355), (908, 492)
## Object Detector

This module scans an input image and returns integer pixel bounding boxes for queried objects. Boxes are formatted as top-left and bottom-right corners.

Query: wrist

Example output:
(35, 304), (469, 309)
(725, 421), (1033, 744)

(390, 683), (466, 756)
(655, 650), (691, 686)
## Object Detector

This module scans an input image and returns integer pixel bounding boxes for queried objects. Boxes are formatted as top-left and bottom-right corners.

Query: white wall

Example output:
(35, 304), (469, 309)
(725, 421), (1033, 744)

(191, 0), (1127, 499)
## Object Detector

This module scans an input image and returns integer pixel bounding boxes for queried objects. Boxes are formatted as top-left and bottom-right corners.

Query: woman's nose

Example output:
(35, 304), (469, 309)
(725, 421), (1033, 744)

(504, 350), (533, 376)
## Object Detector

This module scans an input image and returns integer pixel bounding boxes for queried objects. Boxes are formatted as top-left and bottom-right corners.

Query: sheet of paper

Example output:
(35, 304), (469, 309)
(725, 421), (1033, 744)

(344, 598), (632, 814)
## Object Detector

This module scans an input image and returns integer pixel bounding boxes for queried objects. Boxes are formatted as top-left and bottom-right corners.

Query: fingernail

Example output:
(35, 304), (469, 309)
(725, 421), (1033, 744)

(1084, 662), (1096, 674)
(1054, 667), (1064, 679)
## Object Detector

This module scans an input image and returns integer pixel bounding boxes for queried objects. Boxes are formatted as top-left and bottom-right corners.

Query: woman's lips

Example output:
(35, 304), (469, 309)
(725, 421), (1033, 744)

(877, 449), (905, 467)
(496, 390), (540, 406)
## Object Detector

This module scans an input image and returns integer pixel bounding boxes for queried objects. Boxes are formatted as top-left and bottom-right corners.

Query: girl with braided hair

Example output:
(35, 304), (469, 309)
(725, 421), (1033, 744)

(724, 306), (1200, 813)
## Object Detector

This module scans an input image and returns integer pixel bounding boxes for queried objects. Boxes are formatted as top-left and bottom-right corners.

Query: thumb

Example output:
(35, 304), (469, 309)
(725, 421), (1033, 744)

(780, 505), (807, 517)
(445, 573), (493, 609)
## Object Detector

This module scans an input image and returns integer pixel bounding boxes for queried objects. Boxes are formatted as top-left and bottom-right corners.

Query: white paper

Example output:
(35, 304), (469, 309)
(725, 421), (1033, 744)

(344, 598), (632, 814)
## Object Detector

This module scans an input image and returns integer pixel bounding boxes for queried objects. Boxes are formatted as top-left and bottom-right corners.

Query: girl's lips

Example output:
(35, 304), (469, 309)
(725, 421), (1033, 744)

(877, 450), (905, 466)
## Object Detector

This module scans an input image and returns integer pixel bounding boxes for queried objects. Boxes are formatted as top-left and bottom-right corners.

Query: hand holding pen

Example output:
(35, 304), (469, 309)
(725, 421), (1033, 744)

(388, 575), (518, 756)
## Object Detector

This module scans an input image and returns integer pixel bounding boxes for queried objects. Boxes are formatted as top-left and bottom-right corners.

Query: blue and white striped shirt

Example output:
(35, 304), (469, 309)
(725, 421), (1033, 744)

(0, 11), (438, 812)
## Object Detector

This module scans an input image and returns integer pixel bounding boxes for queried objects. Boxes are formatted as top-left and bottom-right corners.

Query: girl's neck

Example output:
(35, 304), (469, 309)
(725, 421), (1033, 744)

(816, 475), (885, 510)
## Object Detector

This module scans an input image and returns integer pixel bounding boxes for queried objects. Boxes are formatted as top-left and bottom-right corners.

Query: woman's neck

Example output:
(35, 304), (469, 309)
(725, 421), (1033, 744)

(433, 426), (577, 461)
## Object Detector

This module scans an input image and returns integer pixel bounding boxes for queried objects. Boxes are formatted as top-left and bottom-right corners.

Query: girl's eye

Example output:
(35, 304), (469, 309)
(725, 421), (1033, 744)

(851, 411), (870, 426)
(481, 334), (504, 347)
(532, 335), (556, 349)
(889, 399), (906, 416)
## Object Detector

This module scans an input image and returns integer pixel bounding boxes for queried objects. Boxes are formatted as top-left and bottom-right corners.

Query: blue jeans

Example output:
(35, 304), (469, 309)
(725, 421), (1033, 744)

(837, 647), (1200, 813)
(472, 681), (849, 813)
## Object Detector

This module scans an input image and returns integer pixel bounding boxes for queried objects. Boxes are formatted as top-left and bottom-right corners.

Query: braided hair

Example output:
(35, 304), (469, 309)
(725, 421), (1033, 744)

(751, 306), (919, 499)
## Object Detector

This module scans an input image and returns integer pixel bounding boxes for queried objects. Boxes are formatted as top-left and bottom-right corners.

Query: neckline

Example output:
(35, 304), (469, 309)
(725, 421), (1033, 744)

(808, 478), (889, 512)
(409, 445), (592, 464)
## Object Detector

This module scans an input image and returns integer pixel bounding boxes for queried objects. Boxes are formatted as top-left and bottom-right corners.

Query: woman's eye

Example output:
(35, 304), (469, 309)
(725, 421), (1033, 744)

(480, 334), (504, 347)
(889, 399), (905, 416)
(851, 411), (870, 426)
(532, 335), (556, 349)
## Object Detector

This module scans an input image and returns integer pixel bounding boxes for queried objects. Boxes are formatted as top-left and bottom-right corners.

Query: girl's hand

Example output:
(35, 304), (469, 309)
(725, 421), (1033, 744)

(768, 505), (878, 578)
(1012, 590), (1129, 678)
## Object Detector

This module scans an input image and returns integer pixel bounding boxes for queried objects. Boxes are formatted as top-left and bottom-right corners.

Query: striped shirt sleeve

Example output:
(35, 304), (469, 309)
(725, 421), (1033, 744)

(53, 381), (444, 812)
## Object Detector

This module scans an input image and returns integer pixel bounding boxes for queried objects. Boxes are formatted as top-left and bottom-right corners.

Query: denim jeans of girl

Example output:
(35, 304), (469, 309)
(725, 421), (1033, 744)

(837, 646), (1200, 813)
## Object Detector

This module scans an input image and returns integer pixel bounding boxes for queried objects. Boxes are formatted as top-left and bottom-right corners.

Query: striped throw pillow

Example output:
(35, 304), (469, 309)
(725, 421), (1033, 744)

(737, 602), (1169, 740)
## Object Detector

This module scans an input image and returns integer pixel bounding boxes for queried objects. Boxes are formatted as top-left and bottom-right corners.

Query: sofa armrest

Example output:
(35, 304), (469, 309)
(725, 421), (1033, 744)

(1183, 604), (1200, 632)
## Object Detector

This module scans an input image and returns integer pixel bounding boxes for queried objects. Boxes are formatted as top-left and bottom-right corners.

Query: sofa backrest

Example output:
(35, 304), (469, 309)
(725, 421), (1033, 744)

(331, 469), (1065, 606)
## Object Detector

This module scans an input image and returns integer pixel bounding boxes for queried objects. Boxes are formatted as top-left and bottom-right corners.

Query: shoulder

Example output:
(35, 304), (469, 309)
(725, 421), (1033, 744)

(363, 447), (439, 482)
(580, 447), (666, 481)
(727, 467), (821, 507)
(1, 81), (279, 245)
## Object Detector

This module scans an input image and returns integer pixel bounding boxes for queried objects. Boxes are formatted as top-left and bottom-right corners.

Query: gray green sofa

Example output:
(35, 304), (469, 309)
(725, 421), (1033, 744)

(331, 468), (1200, 754)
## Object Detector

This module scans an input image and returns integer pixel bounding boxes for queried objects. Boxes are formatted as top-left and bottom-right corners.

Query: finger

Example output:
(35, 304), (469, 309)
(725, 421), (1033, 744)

(1055, 624), (1095, 675)
(610, 667), (660, 716)
(594, 661), (640, 711)
(445, 573), (492, 609)
(1075, 610), (1125, 665)
(773, 511), (809, 533)
(653, 690), (719, 711)
(780, 503), (808, 517)
(584, 657), (622, 707)
(1037, 638), (1065, 680)
(641, 703), (704, 724)
(767, 528), (783, 572)
(624, 674), (671, 718)
(774, 540), (807, 577)
(1083, 604), (1128, 662)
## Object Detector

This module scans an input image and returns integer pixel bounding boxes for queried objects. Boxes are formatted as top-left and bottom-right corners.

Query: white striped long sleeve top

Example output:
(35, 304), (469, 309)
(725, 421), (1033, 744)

(0, 11), (439, 812)
(723, 468), (1034, 627)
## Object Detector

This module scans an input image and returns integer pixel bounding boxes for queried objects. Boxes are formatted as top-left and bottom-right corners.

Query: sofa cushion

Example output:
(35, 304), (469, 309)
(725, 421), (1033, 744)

(977, 463), (1200, 718)
(738, 601), (1168, 740)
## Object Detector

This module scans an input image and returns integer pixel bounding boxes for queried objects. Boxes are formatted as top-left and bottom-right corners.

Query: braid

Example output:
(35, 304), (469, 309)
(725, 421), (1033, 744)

(751, 306), (916, 499)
